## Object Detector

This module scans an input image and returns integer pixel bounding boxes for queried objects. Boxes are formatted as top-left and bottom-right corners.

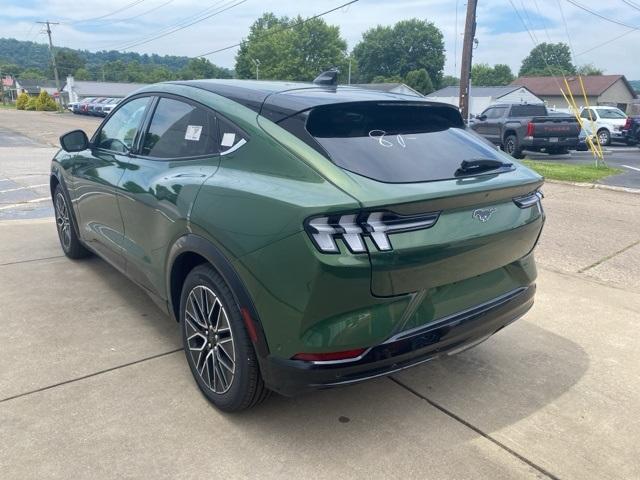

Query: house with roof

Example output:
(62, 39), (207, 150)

(511, 75), (637, 113)
(15, 79), (60, 97)
(63, 76), (148, 103)
(425, 85), (543, 116)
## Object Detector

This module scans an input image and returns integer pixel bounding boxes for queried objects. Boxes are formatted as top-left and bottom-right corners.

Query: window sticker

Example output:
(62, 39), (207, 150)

(185, 125), (203, 141)
(221, 132), (236, 147)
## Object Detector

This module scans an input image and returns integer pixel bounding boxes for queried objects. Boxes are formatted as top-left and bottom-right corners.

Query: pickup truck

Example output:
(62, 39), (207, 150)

(470, 103), (581, 158)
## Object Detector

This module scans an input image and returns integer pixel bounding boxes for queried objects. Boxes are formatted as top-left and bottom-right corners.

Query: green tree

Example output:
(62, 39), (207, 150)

(576, 63), (604, 76)
(55, 50), (86, 79)
(404, 68), (434, 95)
(235, 13), (349, 81)
(35, 90), (58, 111)
(74, 68), (91, 80)
(179, 58), (232, 80)
(352, 19), (445, 85)
(16, 92), (29, 110)
(18, 68), (46, 80)
(471, 63), (514, 86)
(519, 42), (575, 77)
(440, 75), (460, 87)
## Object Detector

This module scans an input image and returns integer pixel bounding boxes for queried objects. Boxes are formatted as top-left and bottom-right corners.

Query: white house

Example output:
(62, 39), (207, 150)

(426, 85), (543, 115)
(64, 76), (148, 103)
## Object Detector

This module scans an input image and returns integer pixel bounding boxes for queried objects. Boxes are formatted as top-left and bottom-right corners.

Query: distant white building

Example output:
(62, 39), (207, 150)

(64, 76), (148, 103)
(426, 85), (543, 115)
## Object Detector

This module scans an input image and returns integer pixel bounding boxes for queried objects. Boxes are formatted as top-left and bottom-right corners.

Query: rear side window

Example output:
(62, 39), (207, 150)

(217, 116), (248, 155)
(141, 98), (217, 158)
(301, 102), (506, 183)
(510, 105), (547, 117)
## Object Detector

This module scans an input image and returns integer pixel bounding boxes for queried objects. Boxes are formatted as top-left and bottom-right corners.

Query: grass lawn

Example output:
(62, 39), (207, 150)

(522, 160), (622, 183)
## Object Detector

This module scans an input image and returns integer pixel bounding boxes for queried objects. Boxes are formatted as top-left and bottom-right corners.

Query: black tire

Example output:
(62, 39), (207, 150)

(597, 129), (611, 146)
(53, 184), (91, 259)
(180, 264), (270, 412)
(504, 134), (524, 159)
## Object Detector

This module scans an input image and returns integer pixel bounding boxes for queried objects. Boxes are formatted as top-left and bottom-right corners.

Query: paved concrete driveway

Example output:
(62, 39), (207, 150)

(1, 184), (639, 479)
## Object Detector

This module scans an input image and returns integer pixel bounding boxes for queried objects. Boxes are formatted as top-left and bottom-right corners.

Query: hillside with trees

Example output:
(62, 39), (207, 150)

(0, 37), (232, 82)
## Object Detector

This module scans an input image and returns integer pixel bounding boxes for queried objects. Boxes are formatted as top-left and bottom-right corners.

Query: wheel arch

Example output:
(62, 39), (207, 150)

(503, 129), (518, 143)
(166, 234), (270, 359)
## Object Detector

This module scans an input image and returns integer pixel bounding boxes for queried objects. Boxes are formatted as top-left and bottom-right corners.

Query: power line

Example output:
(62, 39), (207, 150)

(117, 0), (246, 51)
(64, 0), (148, 24)
(79, 0), (176, 25)
(103, 0), (232, 50)
(575, 29), (636, 56)
(565, 0), (640, 30)
(622, 0), (640, 11)
(197, 0), (360, 57)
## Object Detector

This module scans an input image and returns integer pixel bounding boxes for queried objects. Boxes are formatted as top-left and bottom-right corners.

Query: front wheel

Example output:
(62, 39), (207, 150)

(53, 185), (91, 259)
(180, 264), (270, 412)
(504, 134), (524, 159)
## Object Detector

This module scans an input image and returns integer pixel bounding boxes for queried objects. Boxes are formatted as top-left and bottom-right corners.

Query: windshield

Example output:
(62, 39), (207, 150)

(301, 102), (510, 183)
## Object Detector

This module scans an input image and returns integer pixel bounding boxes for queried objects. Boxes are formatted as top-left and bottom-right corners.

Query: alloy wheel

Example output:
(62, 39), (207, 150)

(184, 285), (236, 394)
(598, 131), (610, 145)
(505, 139), (515, 154)
(55, 192), (72, 251)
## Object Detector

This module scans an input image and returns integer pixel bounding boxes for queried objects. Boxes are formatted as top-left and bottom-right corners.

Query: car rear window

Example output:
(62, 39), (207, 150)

(510, 105), (547, 117)
(290, 102), (508, 183)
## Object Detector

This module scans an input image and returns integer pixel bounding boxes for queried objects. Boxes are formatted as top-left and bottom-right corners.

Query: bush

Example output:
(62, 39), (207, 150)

(35, 90), (58, 111)
(25, 97), (37, 111)
(16, 92), (29, 110)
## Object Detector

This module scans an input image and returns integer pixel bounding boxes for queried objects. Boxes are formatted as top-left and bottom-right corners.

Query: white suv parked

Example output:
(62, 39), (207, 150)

(580, 106), (628, 146)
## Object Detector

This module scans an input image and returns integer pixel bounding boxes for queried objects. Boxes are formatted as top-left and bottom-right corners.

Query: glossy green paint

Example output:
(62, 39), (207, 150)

(52, 82), (544, 362)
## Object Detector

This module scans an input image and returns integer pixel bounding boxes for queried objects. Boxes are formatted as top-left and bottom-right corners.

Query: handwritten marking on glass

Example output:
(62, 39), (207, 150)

(369, 130), (416, 148)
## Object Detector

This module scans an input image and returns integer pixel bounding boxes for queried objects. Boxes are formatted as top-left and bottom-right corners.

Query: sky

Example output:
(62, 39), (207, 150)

(1, 0), (639, 79)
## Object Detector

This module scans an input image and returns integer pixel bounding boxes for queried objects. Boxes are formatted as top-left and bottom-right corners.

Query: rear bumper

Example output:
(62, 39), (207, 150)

(261, 284), (535, 396)
(522, 137), (578, 148)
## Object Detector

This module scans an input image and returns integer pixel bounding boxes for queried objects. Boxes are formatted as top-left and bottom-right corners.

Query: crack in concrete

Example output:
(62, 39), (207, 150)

(0, 349), (182, 404)
(578, 239), (640, 273)
(389, 376), (561, 480)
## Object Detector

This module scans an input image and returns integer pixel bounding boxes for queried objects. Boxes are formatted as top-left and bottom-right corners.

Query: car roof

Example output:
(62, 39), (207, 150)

(170, 79), (441, 123)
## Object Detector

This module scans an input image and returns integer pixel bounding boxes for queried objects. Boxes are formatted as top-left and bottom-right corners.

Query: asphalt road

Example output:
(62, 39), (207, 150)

(526, 146), (640, 189)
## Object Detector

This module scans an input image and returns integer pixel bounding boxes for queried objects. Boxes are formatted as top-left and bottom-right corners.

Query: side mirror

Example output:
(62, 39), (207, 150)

(477, 114), (487, 121)
(60, 130), (89, 152)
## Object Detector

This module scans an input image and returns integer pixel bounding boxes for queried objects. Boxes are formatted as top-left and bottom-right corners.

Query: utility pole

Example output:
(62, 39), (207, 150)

(251, 58), (260, 80)
(0, 66), (5, 105)
(37, 21), (63, 107)
(459, 0), (478, 122)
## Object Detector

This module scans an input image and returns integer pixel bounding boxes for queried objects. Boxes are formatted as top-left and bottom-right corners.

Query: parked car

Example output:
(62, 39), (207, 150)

(72, 97), (94, 114)
(67, 101), (78, 112)
(622, 115), (640, 146)
(87, 97), (110, 116)
(579, 106), (628, 146)
(77, 97), (98, 114)
(98, 98), (121, 117)
(470, 103), (581, 158)
(51, 77), (545, 411)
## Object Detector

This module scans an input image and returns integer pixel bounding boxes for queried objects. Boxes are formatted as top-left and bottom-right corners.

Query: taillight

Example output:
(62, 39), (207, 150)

(513, 190), (544, 209)
(305, 211), (440, 254)
(624, 118), (632, 130)
(526, 122), (535, 137)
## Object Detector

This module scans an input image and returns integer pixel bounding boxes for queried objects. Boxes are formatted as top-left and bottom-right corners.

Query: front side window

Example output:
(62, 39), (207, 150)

(96, 97), (150, 153)
(141, 98), (217, 159)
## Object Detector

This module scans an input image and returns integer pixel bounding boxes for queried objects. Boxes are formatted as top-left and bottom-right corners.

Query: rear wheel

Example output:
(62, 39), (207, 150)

(53, 184), (90, 259)
(180, 264), (269, 412)
(597, 129), (611, 146)
(504, 134), (524, 159)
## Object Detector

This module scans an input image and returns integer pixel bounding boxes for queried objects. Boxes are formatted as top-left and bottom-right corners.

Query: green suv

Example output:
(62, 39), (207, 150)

(51, 78), (544, 411)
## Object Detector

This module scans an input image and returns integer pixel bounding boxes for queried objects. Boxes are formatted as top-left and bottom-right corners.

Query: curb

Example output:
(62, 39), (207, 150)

(545, 179), (640, 194)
